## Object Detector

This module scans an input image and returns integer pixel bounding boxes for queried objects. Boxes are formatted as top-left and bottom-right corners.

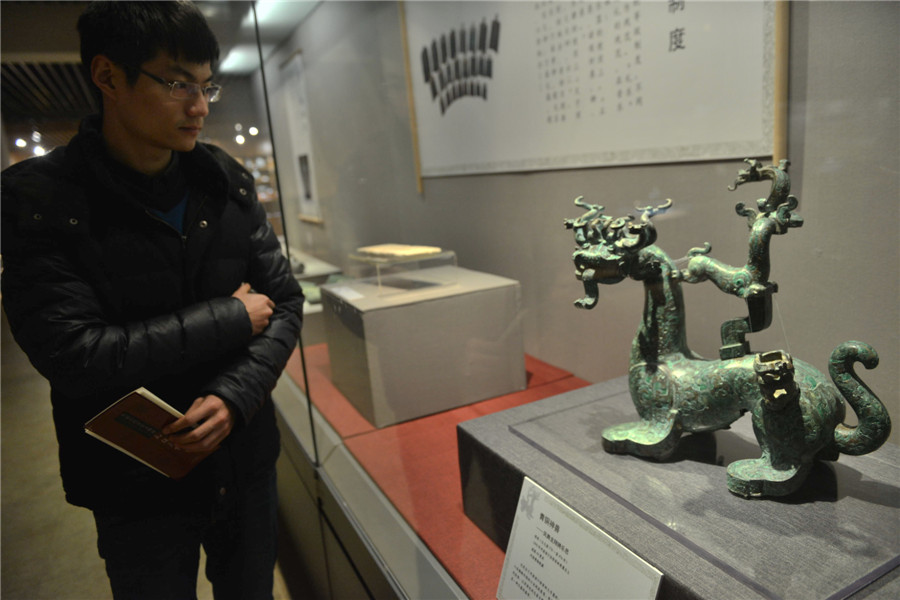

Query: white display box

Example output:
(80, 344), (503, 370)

(322, 265), (526, 428)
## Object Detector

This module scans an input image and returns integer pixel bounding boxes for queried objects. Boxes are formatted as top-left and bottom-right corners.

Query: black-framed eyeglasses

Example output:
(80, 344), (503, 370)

(138, 68), (222, 103)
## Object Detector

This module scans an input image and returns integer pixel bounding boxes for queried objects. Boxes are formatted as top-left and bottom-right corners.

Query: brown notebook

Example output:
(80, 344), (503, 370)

(84, 387), (212, 479)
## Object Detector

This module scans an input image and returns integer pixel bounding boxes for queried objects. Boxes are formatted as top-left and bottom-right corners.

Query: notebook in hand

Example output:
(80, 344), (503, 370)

(84, 387), (212, 479)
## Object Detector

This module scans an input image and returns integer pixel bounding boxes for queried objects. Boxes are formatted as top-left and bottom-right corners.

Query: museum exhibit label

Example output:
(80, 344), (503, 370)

(498, 477), (661, 600)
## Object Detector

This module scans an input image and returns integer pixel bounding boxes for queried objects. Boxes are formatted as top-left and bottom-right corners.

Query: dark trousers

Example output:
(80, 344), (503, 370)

(93, 467), (277, 600)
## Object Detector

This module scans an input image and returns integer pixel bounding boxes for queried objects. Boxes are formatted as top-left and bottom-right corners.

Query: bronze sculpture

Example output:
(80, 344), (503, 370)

(564, 159), (891, 498)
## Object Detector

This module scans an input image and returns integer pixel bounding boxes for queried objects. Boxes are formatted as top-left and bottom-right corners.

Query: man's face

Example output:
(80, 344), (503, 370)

(112, 51), (214, 155)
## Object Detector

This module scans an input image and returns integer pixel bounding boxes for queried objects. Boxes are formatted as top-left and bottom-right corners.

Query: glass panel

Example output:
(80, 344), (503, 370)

(199, 0), (321, 467)
(258, 2), (897, 599)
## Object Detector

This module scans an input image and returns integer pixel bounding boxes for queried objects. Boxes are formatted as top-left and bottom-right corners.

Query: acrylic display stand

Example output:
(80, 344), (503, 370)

(346, 248), (458, 294)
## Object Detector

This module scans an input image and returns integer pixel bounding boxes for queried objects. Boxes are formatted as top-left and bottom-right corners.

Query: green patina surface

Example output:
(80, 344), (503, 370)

(564, 159), (891, 498)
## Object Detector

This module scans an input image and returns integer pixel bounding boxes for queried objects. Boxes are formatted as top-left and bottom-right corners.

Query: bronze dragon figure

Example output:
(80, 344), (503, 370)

(564, 159), (891, 498)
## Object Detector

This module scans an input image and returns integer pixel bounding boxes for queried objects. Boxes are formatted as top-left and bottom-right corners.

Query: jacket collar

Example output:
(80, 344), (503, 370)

(65, 115), (242, 211)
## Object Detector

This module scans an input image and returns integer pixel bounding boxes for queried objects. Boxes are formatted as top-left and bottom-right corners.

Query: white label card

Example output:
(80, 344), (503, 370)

(498, 477), (662, 600)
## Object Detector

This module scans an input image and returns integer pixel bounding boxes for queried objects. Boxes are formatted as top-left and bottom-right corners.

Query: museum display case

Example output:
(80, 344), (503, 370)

(251, 3), (900, 598)
(252, 2), (898, 599)
(8, 1), (894, 598)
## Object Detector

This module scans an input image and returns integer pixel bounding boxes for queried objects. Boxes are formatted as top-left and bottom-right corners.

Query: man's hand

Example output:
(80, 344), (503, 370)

(162, 395), (235, 453)
(232, 282), (275, 335)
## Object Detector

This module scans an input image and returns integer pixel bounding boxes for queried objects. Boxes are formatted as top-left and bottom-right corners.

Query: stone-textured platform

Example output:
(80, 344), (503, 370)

(458, 377), (900, 599)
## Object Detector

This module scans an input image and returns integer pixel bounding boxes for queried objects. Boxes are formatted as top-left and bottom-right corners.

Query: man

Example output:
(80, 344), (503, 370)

(1, 2), (303, 598)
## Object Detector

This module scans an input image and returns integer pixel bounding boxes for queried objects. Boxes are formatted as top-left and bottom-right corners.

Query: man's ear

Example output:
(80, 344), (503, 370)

(91, 55), (120, 99)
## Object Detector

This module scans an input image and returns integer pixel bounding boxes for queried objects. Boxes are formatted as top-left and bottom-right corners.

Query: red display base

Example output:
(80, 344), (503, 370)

(284, 344), (589, 599)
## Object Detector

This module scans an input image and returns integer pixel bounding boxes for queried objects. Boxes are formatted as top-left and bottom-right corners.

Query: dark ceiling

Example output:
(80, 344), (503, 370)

(2, 2), (93, 150)
(1, 1), (315, 157)
(2, 62), (98, 122)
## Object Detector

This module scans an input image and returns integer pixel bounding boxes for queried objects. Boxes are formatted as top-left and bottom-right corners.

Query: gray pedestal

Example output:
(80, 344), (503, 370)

(458, 377), (900, 599)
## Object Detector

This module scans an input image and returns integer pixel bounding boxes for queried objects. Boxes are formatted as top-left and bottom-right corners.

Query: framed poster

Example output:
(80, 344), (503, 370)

(403, 0), (781, 177)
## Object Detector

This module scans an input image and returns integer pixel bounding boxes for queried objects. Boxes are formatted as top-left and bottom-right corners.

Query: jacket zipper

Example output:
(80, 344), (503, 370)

(143, 195), (208, 303)
(142, 194), (207, 247)
(143, 211), (184, 244)
(181, 194), (208, 245)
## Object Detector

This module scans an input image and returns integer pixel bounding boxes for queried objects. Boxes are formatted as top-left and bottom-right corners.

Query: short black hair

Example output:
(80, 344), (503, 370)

(78, 1), (220, 90)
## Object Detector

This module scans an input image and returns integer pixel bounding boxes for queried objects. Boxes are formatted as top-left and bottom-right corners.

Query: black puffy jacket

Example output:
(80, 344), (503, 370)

(1, 117), (304, 513)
